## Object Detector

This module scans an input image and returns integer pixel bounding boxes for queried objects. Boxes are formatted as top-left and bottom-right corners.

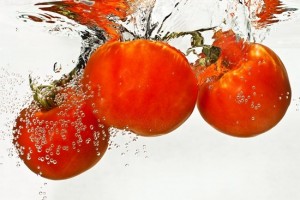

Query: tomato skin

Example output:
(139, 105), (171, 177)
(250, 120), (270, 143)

(197, 41), (291, 137)
(82, 39), (198, 136)
(212, 30), (249, 69)
(13, 88), (109, 180)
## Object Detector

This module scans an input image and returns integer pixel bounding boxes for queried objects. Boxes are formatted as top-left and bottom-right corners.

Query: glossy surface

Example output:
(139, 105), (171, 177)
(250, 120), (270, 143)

(197, 31), (291, 137)
(82, 39), (198, 136)
(0, 0), (300, 200)
(13, 88), (110, 180)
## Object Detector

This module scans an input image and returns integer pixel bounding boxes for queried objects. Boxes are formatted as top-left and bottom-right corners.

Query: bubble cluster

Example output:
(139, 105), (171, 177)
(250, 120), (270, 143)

(235, 90), (251, 104)
(0, 68), (32, 163)
(5, 72), (112, 179)
(38, 182), (48, 200)
(294, 97), (300, 112)
(108, 127), (149, 166)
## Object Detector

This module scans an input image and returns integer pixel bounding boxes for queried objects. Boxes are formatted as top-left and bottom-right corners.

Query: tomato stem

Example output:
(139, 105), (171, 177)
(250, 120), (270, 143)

(29, 66), (83, 111)
(28, 26), (105, 111)
(29, 75), (58, 110)
(163, 28), (215, 48)
(162, 28), (221, 67)
(197, 45), (221, 67)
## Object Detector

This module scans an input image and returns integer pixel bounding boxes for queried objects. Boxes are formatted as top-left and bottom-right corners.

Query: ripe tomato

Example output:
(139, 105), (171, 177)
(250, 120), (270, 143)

(81, 39), (198, 136)
(13, 87), (109, 180)
(197, 30), (291, 137)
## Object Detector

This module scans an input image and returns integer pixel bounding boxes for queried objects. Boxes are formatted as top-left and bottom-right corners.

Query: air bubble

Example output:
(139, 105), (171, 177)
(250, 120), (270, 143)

(16, 161), (21, 167)
(39, 157), (45, 162)
(86, 138), (91, 144)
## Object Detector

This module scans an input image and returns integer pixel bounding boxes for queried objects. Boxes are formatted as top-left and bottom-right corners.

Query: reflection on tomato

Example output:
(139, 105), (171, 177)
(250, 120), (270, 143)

(257, 0), (287, 24)
(35, 0), (136, 41)
(245, 0), (288, 27)
(13, 87), (109, 180)
(82, 39), (198, 136)
(196, 30), (291, 137)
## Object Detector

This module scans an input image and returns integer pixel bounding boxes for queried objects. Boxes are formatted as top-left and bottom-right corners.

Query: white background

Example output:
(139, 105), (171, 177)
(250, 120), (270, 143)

(1, 0), (300, 200)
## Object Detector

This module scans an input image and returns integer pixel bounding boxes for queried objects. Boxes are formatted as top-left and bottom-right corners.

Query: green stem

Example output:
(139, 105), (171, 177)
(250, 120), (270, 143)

(162, 28), (221, 67)
(29, 75), (58, 110)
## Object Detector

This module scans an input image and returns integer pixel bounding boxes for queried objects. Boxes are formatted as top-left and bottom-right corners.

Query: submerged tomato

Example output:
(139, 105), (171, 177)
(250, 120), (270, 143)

(82, 39), (198, 136)
(197, 30), (291, 137)
(13, 87), (109, 180)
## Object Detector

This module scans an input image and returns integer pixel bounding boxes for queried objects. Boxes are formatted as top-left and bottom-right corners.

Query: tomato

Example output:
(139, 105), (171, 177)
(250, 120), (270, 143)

(13, 87), (109, 180)
(81, 39), (198, 136)
(196, 30), (291, 137)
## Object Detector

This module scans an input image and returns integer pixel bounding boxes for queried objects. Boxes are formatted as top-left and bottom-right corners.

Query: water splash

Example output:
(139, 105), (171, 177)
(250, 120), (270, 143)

(2, 0), (299, 179)
(16, 0), (298, 50)
(219, 0), (298, 42)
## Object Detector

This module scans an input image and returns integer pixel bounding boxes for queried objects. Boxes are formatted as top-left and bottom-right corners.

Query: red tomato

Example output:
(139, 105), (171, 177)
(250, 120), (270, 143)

(81, 39), (198, 136)
(197, 30), (291, 137)
(13, 87), (109, 180)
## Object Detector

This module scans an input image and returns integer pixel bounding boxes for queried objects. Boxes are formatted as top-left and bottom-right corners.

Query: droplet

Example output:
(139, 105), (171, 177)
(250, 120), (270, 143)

(53, 62), (62, 73)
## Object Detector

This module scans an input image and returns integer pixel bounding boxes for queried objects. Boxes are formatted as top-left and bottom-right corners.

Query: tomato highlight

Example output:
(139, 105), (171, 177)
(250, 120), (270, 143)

(13, 87), (109, 180)
(82, 39), (198, 136)
(196, 30), (291, 137)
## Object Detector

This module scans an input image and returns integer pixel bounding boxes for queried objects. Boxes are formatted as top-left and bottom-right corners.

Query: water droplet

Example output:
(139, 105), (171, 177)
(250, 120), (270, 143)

(53, 62), (62, 73)
(16, 161), (21, 167)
